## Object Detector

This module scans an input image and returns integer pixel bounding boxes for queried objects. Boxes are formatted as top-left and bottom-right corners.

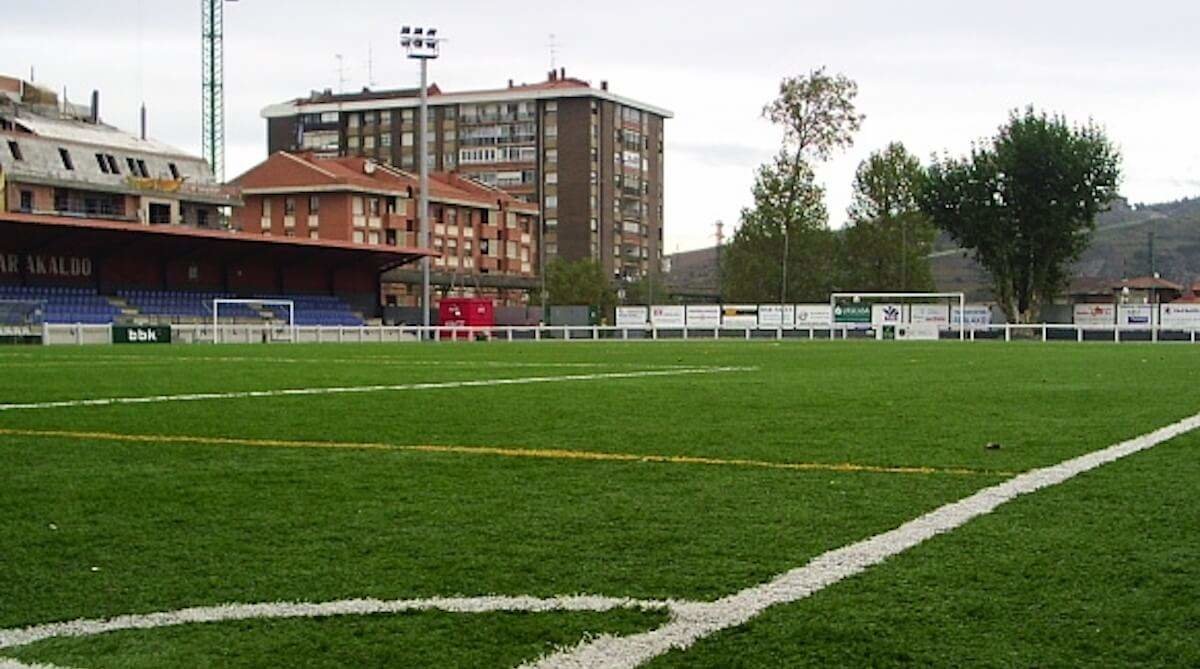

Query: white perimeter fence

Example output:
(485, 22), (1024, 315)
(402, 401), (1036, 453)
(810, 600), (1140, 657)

(29, 322), (1200, 346)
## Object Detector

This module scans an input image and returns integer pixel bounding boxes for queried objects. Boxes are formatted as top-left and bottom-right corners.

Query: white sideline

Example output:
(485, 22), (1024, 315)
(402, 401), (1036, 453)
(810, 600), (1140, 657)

(521, 409), (1200, 668)
(0, 367), (751, 412)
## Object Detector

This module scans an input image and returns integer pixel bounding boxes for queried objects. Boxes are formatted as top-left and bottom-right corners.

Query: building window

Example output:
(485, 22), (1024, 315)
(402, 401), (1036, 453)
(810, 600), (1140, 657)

(136, 159), (149, 177)
(126, 157), (138, 174)
(309, 195), (320, 214)
(284, 197), (296, 216)
(6, 140), (22, 161)
(386, 229), (397, 246)
(353, 197), (364, 216)
(58, 148), (74, 171)
(369, 198), (381, 216)
(381, 133), (392, 147)
(96, 153), (111, 174)
(262, 198), (272, 217)
(19, 190), (33, 212)
(168, 163), (180, 180)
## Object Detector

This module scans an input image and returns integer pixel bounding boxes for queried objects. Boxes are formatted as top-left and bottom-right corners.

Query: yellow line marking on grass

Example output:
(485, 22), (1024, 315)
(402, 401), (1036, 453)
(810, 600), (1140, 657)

(0, 428), (1015, 478)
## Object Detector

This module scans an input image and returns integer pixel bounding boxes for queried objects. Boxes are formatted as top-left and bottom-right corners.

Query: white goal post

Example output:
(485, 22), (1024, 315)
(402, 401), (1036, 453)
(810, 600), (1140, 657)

(212, 299), (295, 344)
(829, 292), (967, 341)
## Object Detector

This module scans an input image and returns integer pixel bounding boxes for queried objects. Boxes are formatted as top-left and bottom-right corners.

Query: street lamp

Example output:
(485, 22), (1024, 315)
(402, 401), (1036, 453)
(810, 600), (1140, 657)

(401, 26), (444, 338)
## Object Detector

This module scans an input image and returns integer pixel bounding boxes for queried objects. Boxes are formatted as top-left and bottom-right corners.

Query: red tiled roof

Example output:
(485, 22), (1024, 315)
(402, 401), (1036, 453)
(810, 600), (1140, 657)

(233, 152), (540, 214)
(1115, 276), (1184, 292)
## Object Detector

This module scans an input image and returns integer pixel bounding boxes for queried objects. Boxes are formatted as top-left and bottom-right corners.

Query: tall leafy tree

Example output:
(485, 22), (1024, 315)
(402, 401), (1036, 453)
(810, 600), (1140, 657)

(545, 259), (616, 313)
(722, 154), (835, 302)
(920, 108), (1121, 322)
(842, 142), (936, 291)
(724, 68), (864, 302)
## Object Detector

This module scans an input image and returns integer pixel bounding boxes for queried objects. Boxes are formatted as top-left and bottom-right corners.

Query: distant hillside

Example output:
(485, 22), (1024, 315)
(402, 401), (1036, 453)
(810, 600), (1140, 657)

(666, 196), (1200, 300)
(931, 196), (1200, 299)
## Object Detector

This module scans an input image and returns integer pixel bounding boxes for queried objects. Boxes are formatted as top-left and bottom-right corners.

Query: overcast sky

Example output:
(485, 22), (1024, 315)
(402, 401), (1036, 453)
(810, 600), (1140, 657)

(3, 1), (1197, 253)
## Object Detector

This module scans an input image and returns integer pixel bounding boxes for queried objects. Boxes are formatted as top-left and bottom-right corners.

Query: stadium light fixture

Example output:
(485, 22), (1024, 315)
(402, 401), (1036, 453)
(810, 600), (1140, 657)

(401, 25), (445, 336)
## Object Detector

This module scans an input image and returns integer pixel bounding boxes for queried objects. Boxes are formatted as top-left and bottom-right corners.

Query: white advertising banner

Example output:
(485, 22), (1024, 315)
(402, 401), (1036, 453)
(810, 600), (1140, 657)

(1117, 305), (1156, 328)
(757, 305), (796, 329)
(871, 303), (904, 326)
(650, 305), (686, 328)
(686, 304), (722, 328)
(951, 305), (993, 330)
(1160, 303), (1200, 330)
(1074, 304), (1116, 329)
(910, 304), (951, 329)
(721, 305), (759, 329)
(615, 306), (648, 328)
(795, 304), (833, 328)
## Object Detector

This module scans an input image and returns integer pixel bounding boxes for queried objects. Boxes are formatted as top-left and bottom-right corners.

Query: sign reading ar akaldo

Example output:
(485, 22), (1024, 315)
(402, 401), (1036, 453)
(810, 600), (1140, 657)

(649, 305), (685, 328)
(0, 252), (93, 278)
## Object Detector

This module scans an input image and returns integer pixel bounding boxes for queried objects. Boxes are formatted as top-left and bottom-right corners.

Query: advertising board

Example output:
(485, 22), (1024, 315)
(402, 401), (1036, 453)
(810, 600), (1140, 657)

(615, 306), (648, 328)
(649, 305), (686, 328)
(721, 305), (759, 329)
(1074, 304), (1116, 329)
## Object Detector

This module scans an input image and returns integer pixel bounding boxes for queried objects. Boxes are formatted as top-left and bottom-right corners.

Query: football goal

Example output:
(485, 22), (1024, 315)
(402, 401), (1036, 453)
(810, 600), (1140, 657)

(211, 299), (295, 344)
(829, 292), (966, 341)
(0, 300), (45, 344)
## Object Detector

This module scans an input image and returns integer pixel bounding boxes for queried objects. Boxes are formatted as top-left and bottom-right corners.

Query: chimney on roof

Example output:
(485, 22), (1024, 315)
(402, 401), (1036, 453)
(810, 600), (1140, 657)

(508, 79), (514, 88)
(601, 80), (608, 91)
(140, 103), (147, 140)
(560, 67), (566, 80)
(549, 70), (557, 82)
(90, 89), (99, 123)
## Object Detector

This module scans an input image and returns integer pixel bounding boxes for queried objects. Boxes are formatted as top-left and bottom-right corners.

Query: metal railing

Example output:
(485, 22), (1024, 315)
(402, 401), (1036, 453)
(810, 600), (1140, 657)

(27, 323), (1200, 346)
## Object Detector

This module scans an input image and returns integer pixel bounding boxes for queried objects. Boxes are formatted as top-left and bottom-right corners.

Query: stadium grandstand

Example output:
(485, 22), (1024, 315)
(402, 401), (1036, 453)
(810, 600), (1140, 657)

(0, 74), (433, 328)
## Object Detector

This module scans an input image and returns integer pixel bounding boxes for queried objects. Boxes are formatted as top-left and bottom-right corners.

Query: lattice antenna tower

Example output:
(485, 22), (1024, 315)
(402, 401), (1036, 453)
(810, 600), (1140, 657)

(201, 0), (233, 181)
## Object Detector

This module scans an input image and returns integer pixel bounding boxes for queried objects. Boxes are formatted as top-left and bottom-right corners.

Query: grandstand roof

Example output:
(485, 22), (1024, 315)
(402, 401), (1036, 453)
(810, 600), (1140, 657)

(0, 212), (434, 273)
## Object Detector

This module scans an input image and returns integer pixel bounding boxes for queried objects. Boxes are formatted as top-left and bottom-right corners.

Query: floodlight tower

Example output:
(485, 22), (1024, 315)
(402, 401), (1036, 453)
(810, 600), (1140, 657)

(201, 0), (236, 181)
(401, 25), (444, 336)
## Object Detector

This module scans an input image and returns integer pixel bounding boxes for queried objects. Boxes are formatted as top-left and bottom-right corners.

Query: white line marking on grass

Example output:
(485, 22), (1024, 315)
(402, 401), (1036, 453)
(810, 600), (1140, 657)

(521, 410), (1200, 668)
(0, 367), (752, 412)
(0, 413), (1195, 667)
(0, 595), (680, 668)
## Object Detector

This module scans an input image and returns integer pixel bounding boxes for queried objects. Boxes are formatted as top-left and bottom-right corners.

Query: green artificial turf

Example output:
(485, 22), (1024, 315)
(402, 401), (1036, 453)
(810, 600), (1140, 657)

(2, 341), (1198, 667)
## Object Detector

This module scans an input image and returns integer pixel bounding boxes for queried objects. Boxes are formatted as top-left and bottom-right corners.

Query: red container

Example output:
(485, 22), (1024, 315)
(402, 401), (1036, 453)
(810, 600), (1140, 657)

(438, 298), (495, 340)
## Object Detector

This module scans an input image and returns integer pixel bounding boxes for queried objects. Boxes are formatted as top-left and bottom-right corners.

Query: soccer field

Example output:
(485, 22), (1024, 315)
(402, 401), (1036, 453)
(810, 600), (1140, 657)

(1, 342), (1198, 668)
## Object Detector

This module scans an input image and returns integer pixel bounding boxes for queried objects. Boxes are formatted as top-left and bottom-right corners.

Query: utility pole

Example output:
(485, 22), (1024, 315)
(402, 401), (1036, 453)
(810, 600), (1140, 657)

(715, 220), (725, 302)
(401, 26), (443, 339)
(780, 221), (789, 304)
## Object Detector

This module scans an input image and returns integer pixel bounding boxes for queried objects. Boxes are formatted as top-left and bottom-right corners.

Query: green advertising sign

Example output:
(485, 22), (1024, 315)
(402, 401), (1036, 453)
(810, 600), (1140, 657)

(833, 304), (871, 324)
(113, 326), (172, 344)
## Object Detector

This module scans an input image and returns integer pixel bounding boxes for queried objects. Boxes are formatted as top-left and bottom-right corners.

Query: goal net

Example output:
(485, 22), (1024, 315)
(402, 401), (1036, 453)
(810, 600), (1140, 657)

(829, 292), (966, 341)
(211, 299), (295, 344)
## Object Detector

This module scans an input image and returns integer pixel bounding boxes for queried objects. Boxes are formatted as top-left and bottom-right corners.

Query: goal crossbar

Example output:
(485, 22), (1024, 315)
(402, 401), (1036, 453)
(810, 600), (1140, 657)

(829, 292), (967, 341)
(212, 299), (295, 344)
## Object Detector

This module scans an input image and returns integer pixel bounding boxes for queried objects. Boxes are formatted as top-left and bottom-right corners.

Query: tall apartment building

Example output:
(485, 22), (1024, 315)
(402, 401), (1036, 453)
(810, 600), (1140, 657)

(262, 69), (671, 283)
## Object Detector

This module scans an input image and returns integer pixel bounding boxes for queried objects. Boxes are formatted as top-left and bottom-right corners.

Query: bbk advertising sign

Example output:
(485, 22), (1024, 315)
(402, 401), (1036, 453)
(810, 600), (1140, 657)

(833, 303), (871, 325)
(113, 326), (172, 344)
(1118, 305), (1156, 328)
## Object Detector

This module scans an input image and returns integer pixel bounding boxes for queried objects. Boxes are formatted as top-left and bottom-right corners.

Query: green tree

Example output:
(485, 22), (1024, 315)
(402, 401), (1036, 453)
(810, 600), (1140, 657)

(920, 108), (1121, 322)
(545, 258), (616, 313)
(724, 68), (864, 303)
(621, 271), (674, 305)
(722, 154), (836, 302)
(841, 142), (936, 291)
